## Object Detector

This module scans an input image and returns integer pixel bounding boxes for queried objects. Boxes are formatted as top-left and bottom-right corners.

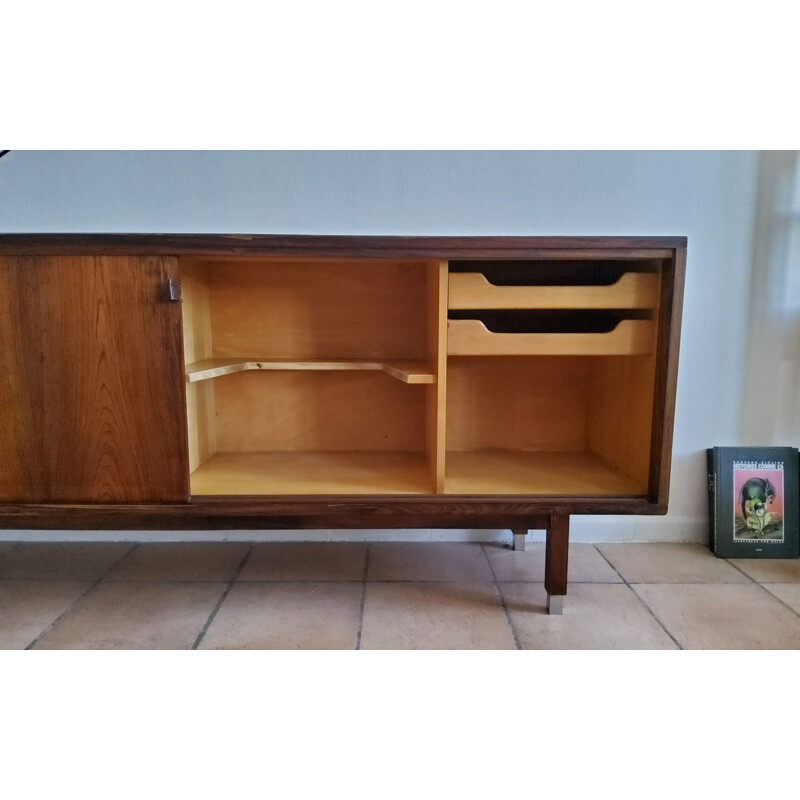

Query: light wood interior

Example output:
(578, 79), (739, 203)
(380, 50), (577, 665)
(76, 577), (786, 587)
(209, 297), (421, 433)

(182, 262), (215, 473)
(201, 258), (428, 359)
(446, 357), (589, 452)
(426, 262), (449, 492)
(211, 371), (426, 452)
(191, 452), (431, 495)
(586, 355), (656, 491)
(181, 256), (660, 497)
(445, 354), (655, 495)
(444, 451), (641, 495)
(182, 257), (441, 495)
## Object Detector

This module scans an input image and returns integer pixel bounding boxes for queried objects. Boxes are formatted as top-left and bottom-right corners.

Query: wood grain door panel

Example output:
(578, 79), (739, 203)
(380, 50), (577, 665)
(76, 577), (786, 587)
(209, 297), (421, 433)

(0, 256), (189, 502)
(0, 261), (48, 499)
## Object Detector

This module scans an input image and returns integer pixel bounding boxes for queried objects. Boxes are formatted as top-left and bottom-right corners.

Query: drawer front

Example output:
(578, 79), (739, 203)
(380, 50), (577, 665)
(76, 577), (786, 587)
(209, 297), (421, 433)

(447, 318), (656, 356)
(448, 272), (660, 310)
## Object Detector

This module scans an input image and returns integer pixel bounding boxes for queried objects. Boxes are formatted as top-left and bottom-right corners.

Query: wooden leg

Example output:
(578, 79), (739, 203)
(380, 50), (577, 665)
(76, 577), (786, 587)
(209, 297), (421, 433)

(545, 513), (569, 614)
(511, 527), (527, 551)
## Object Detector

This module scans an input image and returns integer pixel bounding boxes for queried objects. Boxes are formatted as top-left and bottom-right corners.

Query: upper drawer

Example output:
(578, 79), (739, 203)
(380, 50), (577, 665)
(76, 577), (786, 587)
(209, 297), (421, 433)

(448, 271), (660, 310)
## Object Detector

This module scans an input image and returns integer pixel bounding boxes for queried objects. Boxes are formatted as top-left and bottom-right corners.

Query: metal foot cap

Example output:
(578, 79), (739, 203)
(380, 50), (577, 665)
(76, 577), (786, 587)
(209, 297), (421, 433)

(547, 594), (564, 615)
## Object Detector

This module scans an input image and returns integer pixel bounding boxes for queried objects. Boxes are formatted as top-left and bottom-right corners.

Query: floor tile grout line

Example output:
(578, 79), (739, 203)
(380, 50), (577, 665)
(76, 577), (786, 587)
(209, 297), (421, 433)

(354, 547), (370, 650)
(480, 543), (522, 650)
(723, 559), (800, 619)
(98, 543), (140, 581)
(625, 579), (758, 585)
(191, 544), (254, 650)
(755, 583), (800, 618)
(24, 544), (139, 651)
(593, 545), (684, 650)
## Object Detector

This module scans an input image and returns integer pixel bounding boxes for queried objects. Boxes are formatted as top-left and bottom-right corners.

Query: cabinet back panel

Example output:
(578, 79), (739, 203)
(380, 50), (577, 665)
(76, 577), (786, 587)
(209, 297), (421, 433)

(212, 371), (427, 452)
(446, 357), (590, 452)
(205, 260), (429, 360)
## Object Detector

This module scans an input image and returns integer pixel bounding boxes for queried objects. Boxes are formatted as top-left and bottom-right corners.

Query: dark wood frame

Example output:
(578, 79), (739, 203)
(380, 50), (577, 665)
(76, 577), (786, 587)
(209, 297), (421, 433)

(0, 235), (686, 611)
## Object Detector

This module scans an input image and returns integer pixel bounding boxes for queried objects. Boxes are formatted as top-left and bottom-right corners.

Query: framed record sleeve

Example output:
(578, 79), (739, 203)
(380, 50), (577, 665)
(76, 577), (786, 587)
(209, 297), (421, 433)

(707, 447), (799, 558)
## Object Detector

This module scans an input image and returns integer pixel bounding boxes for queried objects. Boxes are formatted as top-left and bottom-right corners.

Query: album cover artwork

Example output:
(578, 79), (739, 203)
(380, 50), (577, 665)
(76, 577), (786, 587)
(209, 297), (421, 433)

(707, 447), (799, 558)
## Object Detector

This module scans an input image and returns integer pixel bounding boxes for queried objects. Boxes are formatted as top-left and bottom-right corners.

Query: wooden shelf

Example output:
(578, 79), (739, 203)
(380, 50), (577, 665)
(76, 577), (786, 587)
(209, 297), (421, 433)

(448, 272), (660, 310)
(447, 319), (655, 356)
(186, 358), (436, 385)
(444, 451), (643, 495)
(190, 451), (433, 495)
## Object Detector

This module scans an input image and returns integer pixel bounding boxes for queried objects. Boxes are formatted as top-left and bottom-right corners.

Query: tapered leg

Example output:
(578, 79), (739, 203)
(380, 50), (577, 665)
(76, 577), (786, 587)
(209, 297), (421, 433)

(511, 528), (527, 551)
(545, 514), (569, 614)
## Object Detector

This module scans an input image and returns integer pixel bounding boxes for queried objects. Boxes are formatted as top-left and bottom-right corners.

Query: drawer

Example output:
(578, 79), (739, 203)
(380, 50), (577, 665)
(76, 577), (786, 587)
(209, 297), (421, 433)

(447, 318), (656, 356)
(448, 272), (660, 310)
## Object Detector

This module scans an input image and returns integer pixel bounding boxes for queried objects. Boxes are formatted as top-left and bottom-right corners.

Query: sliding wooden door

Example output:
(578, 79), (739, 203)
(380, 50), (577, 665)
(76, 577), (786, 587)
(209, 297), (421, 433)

(0, 255), (189, 502)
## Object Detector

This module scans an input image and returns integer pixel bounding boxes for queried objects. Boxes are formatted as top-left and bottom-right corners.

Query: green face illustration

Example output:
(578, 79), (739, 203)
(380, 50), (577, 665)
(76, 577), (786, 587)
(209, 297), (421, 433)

(741, 478), (776, 533)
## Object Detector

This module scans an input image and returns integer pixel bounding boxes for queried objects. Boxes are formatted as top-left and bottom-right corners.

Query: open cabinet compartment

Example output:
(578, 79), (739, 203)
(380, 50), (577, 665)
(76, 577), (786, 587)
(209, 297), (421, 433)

(181, 256), (446, 495)
(443, 257), (663, 496)
(179, 251), (666, 499)
(444, 355), (657, 495)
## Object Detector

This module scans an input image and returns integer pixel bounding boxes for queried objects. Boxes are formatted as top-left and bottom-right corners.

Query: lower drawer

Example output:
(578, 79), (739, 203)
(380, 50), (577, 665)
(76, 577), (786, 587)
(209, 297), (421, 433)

(447, 319), (655, 356)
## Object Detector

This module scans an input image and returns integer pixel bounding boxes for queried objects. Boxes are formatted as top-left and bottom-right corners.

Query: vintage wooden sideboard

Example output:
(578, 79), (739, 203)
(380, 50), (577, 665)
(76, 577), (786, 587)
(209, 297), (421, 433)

(0, 235), (686, 613)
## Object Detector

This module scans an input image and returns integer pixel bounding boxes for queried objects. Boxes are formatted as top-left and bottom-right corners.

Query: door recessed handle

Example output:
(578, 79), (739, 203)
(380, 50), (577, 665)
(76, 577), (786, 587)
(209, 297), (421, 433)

(167, 278), (182, 302)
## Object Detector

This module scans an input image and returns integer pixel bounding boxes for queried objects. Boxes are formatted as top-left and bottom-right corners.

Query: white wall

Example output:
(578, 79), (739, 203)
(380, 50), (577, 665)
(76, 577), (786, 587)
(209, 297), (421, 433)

(739, 152), (800, 447)
(0, 150), (761, 542)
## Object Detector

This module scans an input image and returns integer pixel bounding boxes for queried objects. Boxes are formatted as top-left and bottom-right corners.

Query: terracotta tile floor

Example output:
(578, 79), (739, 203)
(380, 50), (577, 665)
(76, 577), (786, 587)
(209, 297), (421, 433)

(1, 541), (799, 649)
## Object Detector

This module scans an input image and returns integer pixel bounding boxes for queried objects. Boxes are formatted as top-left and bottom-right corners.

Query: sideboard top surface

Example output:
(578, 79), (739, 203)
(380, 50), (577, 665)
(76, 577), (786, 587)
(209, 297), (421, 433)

(0, 234), (687, 259)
